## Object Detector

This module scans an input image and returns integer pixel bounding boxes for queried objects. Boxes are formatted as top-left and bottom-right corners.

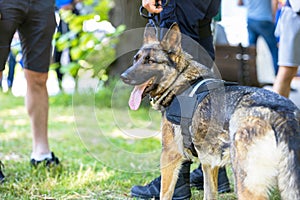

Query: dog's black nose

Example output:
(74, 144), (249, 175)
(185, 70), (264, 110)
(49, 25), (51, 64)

(121, 70), (138, 85)
(120, 72), (130, 84)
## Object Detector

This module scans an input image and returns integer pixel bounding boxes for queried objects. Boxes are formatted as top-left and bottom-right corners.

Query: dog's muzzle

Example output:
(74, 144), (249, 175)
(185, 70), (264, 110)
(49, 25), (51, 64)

(120, 72), (136, 85)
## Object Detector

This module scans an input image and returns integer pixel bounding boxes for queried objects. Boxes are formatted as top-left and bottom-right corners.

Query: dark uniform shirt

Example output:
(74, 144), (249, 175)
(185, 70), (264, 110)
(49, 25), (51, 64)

(157, 0), (221, 64)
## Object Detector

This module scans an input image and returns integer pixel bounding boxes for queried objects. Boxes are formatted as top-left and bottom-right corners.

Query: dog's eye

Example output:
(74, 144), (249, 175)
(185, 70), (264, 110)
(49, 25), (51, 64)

(134, 54), (141, 61)
(144, 55), (155, 64)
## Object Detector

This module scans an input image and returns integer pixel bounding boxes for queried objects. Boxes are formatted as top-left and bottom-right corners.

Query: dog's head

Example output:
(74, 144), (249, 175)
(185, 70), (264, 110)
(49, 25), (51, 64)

(121, 23), (214, 110)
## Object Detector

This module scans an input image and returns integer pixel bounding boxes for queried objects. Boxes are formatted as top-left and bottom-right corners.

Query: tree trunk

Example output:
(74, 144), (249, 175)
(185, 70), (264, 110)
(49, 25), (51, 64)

(109, 0), (147, 77)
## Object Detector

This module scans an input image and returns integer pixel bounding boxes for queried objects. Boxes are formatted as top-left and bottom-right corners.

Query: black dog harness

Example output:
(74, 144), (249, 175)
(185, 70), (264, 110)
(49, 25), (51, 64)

(165, 78), (237, 156)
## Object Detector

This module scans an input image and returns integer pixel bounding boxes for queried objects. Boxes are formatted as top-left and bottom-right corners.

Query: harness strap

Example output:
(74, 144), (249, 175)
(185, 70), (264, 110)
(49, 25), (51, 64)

(188, 78), (217, 97)
(165, 78), (238, 156)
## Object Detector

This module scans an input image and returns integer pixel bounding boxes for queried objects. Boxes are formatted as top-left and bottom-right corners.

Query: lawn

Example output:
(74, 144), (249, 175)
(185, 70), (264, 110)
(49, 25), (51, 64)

(0, 89), (279, 199)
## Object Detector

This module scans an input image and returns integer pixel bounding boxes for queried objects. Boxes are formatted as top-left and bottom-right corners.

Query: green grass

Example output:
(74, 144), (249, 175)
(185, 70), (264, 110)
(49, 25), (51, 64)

(0, 90), (280, 199)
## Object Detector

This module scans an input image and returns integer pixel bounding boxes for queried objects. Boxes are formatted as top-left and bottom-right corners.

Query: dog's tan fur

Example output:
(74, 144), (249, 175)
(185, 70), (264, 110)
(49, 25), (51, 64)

(121, 23), (300, 200)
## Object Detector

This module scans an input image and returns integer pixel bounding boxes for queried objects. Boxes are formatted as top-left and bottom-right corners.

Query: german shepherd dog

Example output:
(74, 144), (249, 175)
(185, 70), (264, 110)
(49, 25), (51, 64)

(121, 23), (300, 200)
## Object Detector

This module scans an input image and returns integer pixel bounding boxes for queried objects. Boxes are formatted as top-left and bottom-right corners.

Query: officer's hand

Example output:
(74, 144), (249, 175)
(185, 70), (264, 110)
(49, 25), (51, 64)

(142, 0), (163, 13)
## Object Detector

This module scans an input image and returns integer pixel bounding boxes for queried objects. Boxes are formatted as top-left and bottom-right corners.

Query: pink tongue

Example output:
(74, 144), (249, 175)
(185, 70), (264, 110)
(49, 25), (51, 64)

(129, 83), (148, 110)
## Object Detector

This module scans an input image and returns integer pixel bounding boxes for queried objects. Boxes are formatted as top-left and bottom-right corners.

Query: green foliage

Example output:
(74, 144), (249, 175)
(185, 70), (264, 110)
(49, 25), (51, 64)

(93, 0), (111, 21)
(53, 0), (125, 84)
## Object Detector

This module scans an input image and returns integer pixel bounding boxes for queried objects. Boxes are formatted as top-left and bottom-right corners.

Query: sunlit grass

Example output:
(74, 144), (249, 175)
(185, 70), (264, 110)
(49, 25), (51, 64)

(0, 91), (163, 199)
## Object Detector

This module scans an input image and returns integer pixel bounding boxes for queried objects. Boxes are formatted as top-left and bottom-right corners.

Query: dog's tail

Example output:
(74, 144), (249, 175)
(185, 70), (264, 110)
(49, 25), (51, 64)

(277, 116), (300, 200)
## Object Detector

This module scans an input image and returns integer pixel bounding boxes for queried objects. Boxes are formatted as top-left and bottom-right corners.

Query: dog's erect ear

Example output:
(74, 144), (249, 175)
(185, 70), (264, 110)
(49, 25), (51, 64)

(144, 23), (158, 44)
(161, 23), (181, 52)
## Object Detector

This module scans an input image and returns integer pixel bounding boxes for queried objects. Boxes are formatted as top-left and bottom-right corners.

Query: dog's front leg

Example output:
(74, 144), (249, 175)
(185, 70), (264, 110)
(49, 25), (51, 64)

(160, 116), (185, 200)
(202, 164), (219, 200)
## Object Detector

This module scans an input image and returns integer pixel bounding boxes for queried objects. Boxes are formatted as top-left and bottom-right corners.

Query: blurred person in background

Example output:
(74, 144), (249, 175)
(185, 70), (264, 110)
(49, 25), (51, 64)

(5, 33), (23, 91)
(273, 0), (300, 97)
(53, 0), (81, 90)
(238, 0), (279, 75)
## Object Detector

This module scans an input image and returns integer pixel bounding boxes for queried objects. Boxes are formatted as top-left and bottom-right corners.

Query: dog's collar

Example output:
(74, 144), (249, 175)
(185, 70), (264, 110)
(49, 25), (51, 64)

(149, 78), (218, 108)
(149, 77), (237, 110)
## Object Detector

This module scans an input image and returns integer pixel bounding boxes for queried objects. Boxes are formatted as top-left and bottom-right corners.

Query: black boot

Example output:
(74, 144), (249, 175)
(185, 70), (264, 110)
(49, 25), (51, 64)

(131, 161), (192, 200)
(190, 164), (231, 193)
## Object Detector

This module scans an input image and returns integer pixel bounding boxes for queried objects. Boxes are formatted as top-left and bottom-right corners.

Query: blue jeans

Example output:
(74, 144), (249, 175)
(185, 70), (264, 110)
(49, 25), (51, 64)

(247, 19), (279, 75)
(7, 51), (16, 88)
